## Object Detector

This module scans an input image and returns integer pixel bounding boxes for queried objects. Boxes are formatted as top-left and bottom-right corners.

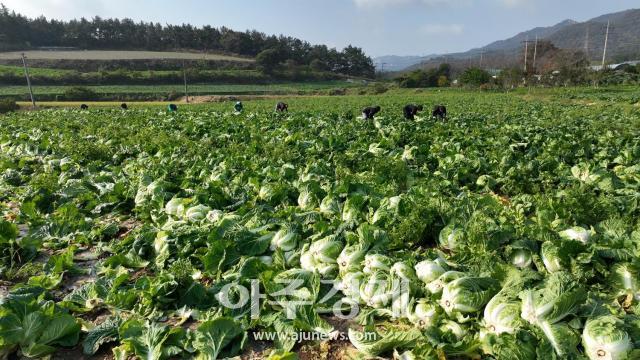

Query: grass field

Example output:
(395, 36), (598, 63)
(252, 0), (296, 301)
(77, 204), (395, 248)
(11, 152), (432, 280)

(0, 50), (253, 62)
(2, 81), (363, 100)
(1, 88), (640, 359)
(0, 65), (258, 78)
(0, 64), (76, 77)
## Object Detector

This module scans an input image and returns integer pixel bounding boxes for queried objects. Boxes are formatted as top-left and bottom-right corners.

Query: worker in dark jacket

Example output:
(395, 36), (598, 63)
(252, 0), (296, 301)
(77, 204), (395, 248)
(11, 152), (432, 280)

(362, 106), (381, 120)
(234, 101), (244, 113)
(432, 105), (447, 120)
(275, 102), (288, 112)
(403, 104), (423, 120)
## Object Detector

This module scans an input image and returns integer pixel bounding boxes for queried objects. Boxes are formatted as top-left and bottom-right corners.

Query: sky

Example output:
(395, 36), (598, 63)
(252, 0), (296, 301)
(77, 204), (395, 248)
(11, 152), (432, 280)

(2, 0), (638, 57)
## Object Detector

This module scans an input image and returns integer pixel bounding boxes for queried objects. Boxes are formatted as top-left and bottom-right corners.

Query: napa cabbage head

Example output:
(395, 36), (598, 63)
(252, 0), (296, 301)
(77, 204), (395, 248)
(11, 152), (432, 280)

(390, 261), (417, 282)
(559, 226), (594, 244)
(319, 194), (341, 217)
(165, 197), (190, 217)
(284, 250), (301, 268)
(300, 244), (318, 272)
(582, 316), (632, 360)
(408, 299), (440, 328)
(360, 271), (391, 305)
(481, 331), (539, 360)
(440, 277), (499, 315)
(541, 241), (564, 273)
(297, 186), (319, 211)
(348, 327), (424, 358)
(185, 204), (211, 222)
(507, 240), (537, 269)
(300, 237), (341, 277)
(610, 263), (640, 299)
(371, 196), (402, 225)
(480, 292), (523, 339)
(206, 209), (224, 223)
(342, 194), (366, 223)
(363, 254), (392, 274)
(368, 293), (394, 309)
(439, 320), (467, 340)
(315, 263), (338, 278)
(426, 271), (465, 295)
(270, 225), (299, 252)
(339, 271), (366, 300)
(308, 235), (343, 264)
(510, 249), (533, 268)
(135, 178), (171, 206)
(415, 258), (448, 284)
(337, 244), (367, 275)
(391, 290), (412, 319)
(439, 225), (465, 251)
(519, 272), (586, 325)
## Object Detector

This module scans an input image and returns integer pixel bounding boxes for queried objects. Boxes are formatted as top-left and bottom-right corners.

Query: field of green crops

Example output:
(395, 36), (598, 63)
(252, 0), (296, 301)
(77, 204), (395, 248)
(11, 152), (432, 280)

(0, 50), (253, 62)
(0, 81), (360, 99)
(1, 90), (640, 359)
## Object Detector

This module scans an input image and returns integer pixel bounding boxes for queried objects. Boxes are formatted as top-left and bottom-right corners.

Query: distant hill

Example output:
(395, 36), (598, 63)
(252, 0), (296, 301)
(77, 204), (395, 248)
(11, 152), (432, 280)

(394, 8), (640, 72)
(0, 5), (375, 78)
(476, 19), (578, 54)
(373, 55), (435, 72)
(548, 9), (640, 62)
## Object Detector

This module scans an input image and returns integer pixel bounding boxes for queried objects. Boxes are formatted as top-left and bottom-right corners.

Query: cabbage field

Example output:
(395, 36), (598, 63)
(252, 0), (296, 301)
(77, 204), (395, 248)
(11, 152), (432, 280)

(1, 91), (640, 359)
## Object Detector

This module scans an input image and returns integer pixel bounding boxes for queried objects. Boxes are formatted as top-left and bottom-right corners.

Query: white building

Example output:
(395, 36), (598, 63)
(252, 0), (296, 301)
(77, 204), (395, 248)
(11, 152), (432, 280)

(590, 60), (640, 71)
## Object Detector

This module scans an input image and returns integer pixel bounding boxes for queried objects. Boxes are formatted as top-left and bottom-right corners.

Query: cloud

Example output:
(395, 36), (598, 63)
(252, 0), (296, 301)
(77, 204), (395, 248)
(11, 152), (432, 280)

(420, 23), (464, 35)
(500, 0), (530, 7)
(1, 0), (107, 19)
(353, 0), (468, 8)
(352, 0), (412, 8)
(354, 0), (528, 8)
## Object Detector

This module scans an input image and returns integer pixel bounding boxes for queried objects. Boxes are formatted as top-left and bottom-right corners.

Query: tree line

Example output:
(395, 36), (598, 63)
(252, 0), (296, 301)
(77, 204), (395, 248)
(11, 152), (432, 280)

(395, 40), (640, 88)
(0, 4), (375, 77)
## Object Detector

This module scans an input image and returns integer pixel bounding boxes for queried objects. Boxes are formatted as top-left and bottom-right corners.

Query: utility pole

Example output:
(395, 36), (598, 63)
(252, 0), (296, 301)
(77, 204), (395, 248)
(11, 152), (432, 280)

(182, 61), (189, 103)
(601, 20), (610, 69)
(532, 36), (538, 74)
(523, 37), (529, 73)
(21, 53), (36, 107)
(584, 25), (590, 60)
(479, 51), (484, 69)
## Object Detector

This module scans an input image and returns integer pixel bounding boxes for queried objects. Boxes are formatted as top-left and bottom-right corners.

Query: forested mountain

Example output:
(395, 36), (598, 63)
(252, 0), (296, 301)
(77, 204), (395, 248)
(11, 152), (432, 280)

(382, 8), (640, 72)
(0, 4), (374, 77)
